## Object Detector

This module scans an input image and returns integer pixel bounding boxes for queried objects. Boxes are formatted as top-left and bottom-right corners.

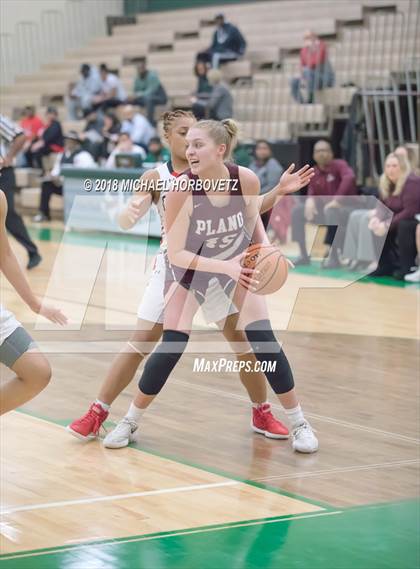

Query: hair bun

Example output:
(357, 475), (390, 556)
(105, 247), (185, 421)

(221, 118), (239, 139)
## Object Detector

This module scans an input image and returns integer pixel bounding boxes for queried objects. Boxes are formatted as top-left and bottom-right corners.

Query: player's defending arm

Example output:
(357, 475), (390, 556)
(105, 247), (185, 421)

(0, 191), (67, 324)
(118, 169), (159, 230)
(239, 167), (269, 244)
(259, 163), (314, 213)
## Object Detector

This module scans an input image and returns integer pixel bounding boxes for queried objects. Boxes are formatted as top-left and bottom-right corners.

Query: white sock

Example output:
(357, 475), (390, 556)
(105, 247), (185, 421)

(252, 401), (269, 409)
(95, 399), (110, 411)
(125, 402), (145, 423)
(285, 404), (305, 428)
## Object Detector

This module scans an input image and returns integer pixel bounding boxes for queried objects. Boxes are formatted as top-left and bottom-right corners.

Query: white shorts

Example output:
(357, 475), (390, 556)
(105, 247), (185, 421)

(137, 252), (238, 325)
(1, 304), (21, 346)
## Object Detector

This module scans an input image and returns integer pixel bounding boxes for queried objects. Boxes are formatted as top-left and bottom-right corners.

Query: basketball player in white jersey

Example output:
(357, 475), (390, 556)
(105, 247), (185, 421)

(68, 110), (314, 447)
(99, 118), (317, 453)
(0, 190), (67, 414)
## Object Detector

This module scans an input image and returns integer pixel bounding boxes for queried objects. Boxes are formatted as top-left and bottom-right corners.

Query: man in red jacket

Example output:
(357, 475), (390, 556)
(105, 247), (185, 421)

(291, 139), (357, 268)
(291, 31), (335, 104)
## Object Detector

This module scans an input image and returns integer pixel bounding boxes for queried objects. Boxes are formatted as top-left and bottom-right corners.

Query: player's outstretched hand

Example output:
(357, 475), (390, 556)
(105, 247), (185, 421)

(278, 163), (315, 195)
(36, 303), (68, 325)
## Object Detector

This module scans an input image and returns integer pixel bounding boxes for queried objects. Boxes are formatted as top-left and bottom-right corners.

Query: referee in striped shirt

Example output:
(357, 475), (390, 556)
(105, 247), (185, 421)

(0, 114), (41, 269)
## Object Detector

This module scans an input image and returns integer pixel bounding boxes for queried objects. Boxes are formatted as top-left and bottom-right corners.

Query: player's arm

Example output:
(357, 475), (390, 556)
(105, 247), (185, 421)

(239, 167), (269, 244)
(118, 169), (158, 230)
(0, 192), (66, 324)
(0, 133), (26, 169)
(258, 163), (314, 213)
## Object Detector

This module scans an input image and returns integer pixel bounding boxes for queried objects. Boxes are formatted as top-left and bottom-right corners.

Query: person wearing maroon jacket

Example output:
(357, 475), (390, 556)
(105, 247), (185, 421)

(291, 139), (357, 268)
(368, 154), (420, 278)
(291, 30), (335, 104)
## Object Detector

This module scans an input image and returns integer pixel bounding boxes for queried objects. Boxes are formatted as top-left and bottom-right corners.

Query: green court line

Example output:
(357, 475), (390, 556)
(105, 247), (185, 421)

(13, 407), (332, 511)
(27, 223), (417, 289)
(28, 225), (160, 254)
(1, 500), (418, 569)
(0, 510), (335, 561)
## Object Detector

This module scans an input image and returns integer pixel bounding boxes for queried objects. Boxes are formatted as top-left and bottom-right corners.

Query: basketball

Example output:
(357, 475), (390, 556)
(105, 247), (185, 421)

(241, 244), (289, 294)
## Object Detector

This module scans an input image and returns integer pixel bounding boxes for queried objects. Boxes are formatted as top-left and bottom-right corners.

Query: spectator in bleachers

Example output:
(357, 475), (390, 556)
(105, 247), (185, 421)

(30, 107), (64, 172)
(291, 139), (357, 268)
(197, 13), (246, 69)
(130, 60), (167, 126)
(233, 141), (251, 167)
(250, 140), (284, 194)
(98, 110), (121, 161)
(66, 63), (102, 119)
(291, 30), (335, 104)
(79, 109), (105, 162)
(91, 64), (127, 111)
(19, 106), (44, 167)
(395, 144), (420, 176)
(120, 105), (155, 150)
(105, 132), (146, 169)
(191, 69), (233, 120)
(192, 61), (213, 101)
(343, 152), (420, 278)
(250, 140), (284, 230)
(33, 131), (96, 223)
(144, 137), (170, 165)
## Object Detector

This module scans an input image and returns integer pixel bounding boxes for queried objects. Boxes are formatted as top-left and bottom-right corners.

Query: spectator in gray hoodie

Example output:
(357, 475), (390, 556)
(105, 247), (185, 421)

(250, 140), (284, 229)
(192, 69), (233, 120)
(250, 140), (284, 194)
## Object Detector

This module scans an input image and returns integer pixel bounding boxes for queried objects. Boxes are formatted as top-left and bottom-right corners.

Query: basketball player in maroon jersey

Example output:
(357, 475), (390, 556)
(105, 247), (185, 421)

(109, 119), (318, 453)
(68, 111), (313, 445)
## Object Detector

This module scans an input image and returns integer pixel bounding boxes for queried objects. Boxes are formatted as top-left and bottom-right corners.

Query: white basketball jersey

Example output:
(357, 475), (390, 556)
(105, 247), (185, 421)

(155, 160), (181, 251)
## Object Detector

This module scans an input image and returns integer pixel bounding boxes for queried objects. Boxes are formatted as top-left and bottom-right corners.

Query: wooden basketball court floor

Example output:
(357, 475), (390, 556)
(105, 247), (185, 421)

(0, 222), (419, 568)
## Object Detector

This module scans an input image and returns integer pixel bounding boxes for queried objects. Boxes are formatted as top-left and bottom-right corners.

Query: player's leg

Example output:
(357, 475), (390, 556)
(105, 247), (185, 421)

(67, 252), (166, 441)
(103, 283), (199, 449)
(220, 312), (289, 439)
(66, 322), (162, 441)
(0, 327), (51, 415)
(233, 286), (319, 453)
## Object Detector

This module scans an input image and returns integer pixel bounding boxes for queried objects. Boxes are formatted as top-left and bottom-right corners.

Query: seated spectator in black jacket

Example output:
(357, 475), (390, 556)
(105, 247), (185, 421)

(79, 109), (104, 162)
(30, 107), (64, 171)
(33, 131), (96, 222)
(197, 13), (246, 69)
(98, 110), (121, 161)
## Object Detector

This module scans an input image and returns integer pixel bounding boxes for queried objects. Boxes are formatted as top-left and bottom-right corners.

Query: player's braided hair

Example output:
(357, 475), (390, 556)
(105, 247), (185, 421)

(161, 109), (195, 135)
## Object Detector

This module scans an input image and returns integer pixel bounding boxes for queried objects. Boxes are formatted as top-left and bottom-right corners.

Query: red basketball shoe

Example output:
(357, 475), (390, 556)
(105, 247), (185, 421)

(67, 403), (109, 441)
(252, 403), (289, 439)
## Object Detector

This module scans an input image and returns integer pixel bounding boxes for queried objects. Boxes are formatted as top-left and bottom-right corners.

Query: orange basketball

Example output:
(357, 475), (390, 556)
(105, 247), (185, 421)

(241, 244), (289, 295)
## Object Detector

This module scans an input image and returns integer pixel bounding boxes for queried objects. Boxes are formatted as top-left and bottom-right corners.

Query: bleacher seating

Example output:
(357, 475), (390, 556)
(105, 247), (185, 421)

(1, 0), (418, 143)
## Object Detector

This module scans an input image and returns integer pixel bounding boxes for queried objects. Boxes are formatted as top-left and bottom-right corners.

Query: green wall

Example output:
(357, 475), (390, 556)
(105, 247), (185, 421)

(124, 0), (259, 15)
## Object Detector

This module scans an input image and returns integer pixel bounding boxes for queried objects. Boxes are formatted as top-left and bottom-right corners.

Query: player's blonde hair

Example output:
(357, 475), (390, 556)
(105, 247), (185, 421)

(194, 118), (239, 159)
(161, 109), (195, 135)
